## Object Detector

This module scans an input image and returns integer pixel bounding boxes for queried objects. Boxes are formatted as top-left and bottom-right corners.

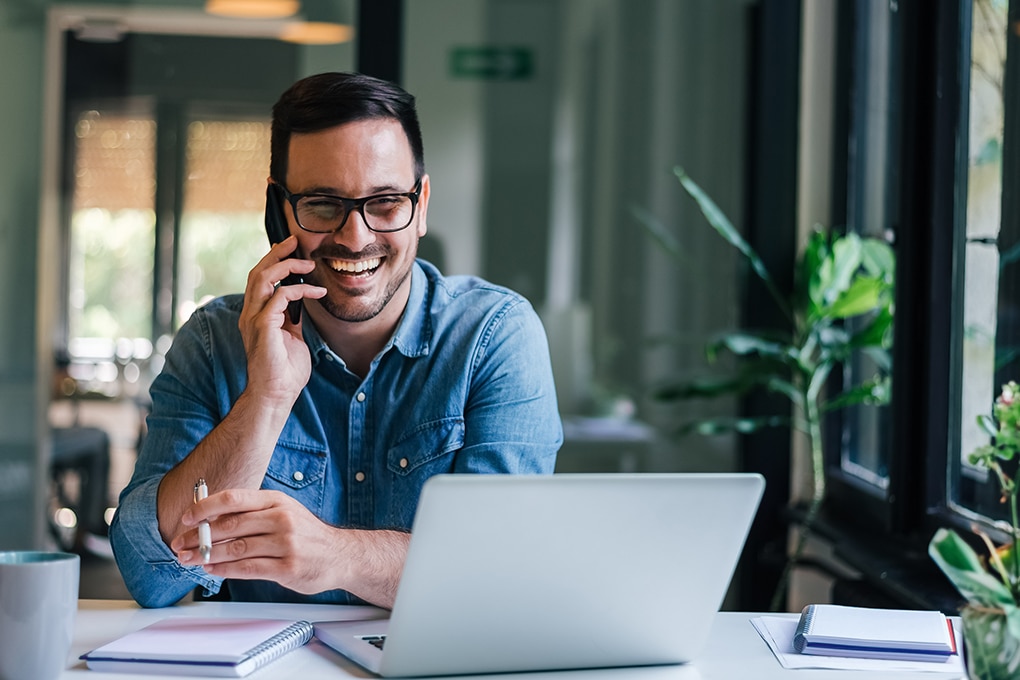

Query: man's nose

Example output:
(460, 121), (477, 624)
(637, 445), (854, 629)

(331, 209), (375, 250)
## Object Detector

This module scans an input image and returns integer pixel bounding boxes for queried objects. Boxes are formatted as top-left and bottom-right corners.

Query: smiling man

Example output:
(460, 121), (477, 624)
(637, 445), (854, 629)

(110, 72), (562, 608)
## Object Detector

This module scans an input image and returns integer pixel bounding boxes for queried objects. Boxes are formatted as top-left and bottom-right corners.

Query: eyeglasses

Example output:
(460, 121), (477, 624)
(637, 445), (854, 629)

(274, 179), (422, 234)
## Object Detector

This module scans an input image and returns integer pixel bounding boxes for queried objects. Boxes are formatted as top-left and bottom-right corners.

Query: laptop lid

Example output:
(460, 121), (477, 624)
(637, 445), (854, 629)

(315, 473), (764, 677)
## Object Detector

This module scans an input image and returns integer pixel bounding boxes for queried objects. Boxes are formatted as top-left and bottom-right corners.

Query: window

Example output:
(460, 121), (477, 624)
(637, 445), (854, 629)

(58, 30), (303, 397)
(952, 0), (1015, 531)
(69, 107), (157, 343)
(836, 0), (901, 493)
(822, 0), (1019, 591)
(64, 103), (271, 395)
(177, 114), (272, 326)
(65, 104), (157, 395)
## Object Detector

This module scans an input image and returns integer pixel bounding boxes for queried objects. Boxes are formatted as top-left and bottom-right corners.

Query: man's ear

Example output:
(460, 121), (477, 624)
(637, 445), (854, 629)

(416, 174), (430, 237)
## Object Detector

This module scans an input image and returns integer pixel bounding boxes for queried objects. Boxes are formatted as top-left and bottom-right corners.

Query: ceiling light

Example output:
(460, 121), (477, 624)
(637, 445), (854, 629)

(205, 0), (300, 19)
(278, 0), (353, 45)
(280, 21), (354, 45)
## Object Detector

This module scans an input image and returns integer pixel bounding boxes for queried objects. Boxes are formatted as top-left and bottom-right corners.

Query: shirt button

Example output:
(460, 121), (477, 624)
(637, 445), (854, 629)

(356, 392), (366, 402)
(324, 354), (334, 362)
(399, 458), (408, 469)
(292, 471), (304, 482)
(355, 471), (366, 482)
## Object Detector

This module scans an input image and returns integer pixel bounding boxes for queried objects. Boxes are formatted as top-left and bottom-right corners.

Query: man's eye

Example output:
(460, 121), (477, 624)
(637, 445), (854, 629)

(365, 196), (406, 214)
(301, 199), (344, 219)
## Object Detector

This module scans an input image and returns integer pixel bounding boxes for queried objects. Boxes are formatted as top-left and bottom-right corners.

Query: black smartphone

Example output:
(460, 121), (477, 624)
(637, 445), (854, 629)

(265, 183), (304, 324)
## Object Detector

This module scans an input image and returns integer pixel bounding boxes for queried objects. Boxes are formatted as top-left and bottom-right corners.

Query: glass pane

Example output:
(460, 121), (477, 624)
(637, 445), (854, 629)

(177, 117), (273, 326)
(69, 109), (156, 345)
(954, 0), (1010, 525)
(838, 0), (900, 490)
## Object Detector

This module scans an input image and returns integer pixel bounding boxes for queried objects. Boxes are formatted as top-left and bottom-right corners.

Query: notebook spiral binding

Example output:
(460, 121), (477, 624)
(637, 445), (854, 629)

(243, 620), (314, 669)
(792, 605), (816, 653)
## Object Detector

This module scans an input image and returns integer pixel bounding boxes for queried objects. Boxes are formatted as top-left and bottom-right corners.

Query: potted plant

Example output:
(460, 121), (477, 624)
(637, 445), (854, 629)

(639, 167), (896, 611)
(929, 381), (1020, 679)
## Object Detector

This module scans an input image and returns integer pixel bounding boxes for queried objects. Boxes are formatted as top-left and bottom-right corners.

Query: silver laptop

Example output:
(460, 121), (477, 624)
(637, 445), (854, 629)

(315, 473), (764, 677)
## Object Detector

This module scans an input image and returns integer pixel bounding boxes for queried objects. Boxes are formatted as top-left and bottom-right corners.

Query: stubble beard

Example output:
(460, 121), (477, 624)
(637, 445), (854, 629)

(307, 241), (418, 323)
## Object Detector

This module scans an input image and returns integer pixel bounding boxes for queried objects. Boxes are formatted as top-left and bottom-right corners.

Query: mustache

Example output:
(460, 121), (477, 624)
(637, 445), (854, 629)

(309, 243), (389, 260)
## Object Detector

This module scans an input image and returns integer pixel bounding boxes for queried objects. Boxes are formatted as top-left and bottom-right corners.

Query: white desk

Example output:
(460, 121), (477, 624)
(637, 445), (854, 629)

(62, 600), (965, 679)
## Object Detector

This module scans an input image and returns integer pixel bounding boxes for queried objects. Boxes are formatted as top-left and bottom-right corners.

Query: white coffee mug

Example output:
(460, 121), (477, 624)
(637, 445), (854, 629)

(0, 551), (80, 680)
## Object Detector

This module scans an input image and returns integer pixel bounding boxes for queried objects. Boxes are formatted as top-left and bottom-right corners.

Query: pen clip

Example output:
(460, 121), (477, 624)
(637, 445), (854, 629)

(194, 478), (208, 503)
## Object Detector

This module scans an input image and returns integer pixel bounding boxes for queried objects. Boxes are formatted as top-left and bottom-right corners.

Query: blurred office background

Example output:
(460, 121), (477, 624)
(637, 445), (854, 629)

(3, 0), (752, 545)
(1, 0), (1009, 613)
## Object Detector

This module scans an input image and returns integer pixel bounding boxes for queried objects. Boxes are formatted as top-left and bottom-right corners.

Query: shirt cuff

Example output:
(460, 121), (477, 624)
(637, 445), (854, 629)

(113, 477), (222, 594)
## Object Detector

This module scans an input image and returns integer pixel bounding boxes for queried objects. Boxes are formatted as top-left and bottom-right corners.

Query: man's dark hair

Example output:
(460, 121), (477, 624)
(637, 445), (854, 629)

(270, 72), (425, 185)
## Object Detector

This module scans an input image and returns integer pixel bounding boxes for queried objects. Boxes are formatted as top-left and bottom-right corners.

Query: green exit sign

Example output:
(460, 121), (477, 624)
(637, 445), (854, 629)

(450, 47), (533, 80)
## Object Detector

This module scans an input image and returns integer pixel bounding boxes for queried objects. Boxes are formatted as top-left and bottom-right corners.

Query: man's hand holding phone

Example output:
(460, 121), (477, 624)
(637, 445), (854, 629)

(238, 236), (325, 407)
(265, 182), (306, 324)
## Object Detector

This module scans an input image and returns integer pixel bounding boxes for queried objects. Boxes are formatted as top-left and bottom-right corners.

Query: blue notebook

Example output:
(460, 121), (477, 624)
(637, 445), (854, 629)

(81, 617), (313, 677)
(793, 604), (957, 662)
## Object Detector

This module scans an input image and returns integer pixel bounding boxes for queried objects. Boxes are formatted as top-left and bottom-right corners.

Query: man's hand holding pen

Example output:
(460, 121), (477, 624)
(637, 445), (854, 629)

(174, 488), (342, 594)
(172, 487), (409, 607)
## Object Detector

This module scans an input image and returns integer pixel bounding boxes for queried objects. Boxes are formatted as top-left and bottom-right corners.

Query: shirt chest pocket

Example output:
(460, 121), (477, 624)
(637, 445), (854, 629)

(262, 443), (328, 512)
(386, 417), (465, 477)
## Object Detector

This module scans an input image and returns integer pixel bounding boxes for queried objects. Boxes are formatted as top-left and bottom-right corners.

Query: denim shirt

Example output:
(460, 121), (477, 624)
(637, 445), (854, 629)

(111, 260), (562, 607)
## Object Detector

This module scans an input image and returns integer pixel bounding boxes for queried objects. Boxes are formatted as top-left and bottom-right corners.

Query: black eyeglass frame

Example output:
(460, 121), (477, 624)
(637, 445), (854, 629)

(271, 178), (423, 234)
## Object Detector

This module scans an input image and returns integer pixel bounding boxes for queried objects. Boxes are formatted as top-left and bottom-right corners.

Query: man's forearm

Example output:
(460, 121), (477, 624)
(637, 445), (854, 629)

(338, 528), (412, 609)
(156, 388), (293, 545)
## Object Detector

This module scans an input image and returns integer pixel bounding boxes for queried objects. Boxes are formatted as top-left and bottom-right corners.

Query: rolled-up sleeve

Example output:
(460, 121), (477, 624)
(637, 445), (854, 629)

(110, 302), (233, 607)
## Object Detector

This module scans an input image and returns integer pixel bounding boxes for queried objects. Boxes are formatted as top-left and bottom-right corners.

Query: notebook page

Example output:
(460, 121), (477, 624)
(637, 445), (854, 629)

(802, 605), (950, 648)
(91, 618), (302, 662)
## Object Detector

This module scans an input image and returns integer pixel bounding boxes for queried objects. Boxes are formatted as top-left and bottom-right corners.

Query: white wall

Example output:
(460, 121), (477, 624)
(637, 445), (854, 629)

(404, 0), (487, 276)
(405, 0), (754, 473)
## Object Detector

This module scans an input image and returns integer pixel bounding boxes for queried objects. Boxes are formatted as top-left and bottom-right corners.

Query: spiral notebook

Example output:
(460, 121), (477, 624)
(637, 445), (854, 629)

(80, 617), (314, 677)
(793, 604), (956, 662)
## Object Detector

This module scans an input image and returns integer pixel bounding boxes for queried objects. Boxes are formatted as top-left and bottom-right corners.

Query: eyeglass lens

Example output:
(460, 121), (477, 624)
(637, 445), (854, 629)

(295, 194), (414, 233)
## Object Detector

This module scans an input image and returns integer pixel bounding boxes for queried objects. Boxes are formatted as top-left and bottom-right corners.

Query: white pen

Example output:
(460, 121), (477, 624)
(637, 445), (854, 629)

(194, 478), (212, 564)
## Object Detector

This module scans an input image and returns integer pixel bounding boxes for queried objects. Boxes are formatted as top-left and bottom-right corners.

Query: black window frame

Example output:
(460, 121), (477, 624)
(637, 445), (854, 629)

(815, 0), (1017, 611)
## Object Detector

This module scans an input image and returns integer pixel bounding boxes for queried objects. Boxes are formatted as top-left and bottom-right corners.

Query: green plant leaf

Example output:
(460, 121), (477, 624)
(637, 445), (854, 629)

(799, 229), (830, 317)
(860, 346), (893, 373)
(978, 414), (998, 438)
(824, 233), (863, 306)
(805, 360), (834, 405)
(930, 527), (988, 574)
(962, 605), (1020, 677)
(1008, 603), (1020, 640)
(860, 238), (896, 283)
(822, 376), (892, 411)
(677, 415), (791, 437)
(674, 166), (792, 321)
(653, 375), (753, 401)
(824, 276), (885, 319)
(995, 345), (1020, 370)
(706, 332), (798, 364)
(764, 377), (803, 406)
(631, 205), (691, 265)
(653, 369), (802, 408)
(816, 325), (853, 351)
(968, 444), (998, 467)
(850, 307), (894, 349)
(929, 528), (1016, 608)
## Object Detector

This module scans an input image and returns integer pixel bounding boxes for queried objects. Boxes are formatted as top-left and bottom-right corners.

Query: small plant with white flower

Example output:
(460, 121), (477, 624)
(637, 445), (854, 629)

(929, 381), (1020, 678)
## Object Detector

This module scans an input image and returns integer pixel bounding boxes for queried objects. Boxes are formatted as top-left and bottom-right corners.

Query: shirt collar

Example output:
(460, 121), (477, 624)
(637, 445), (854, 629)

(390, 261), (432, 358)
(303, 260), (433, 366)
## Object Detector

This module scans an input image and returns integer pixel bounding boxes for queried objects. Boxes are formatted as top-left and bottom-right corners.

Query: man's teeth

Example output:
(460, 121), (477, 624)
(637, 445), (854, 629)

(329, 258), (381, 273)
